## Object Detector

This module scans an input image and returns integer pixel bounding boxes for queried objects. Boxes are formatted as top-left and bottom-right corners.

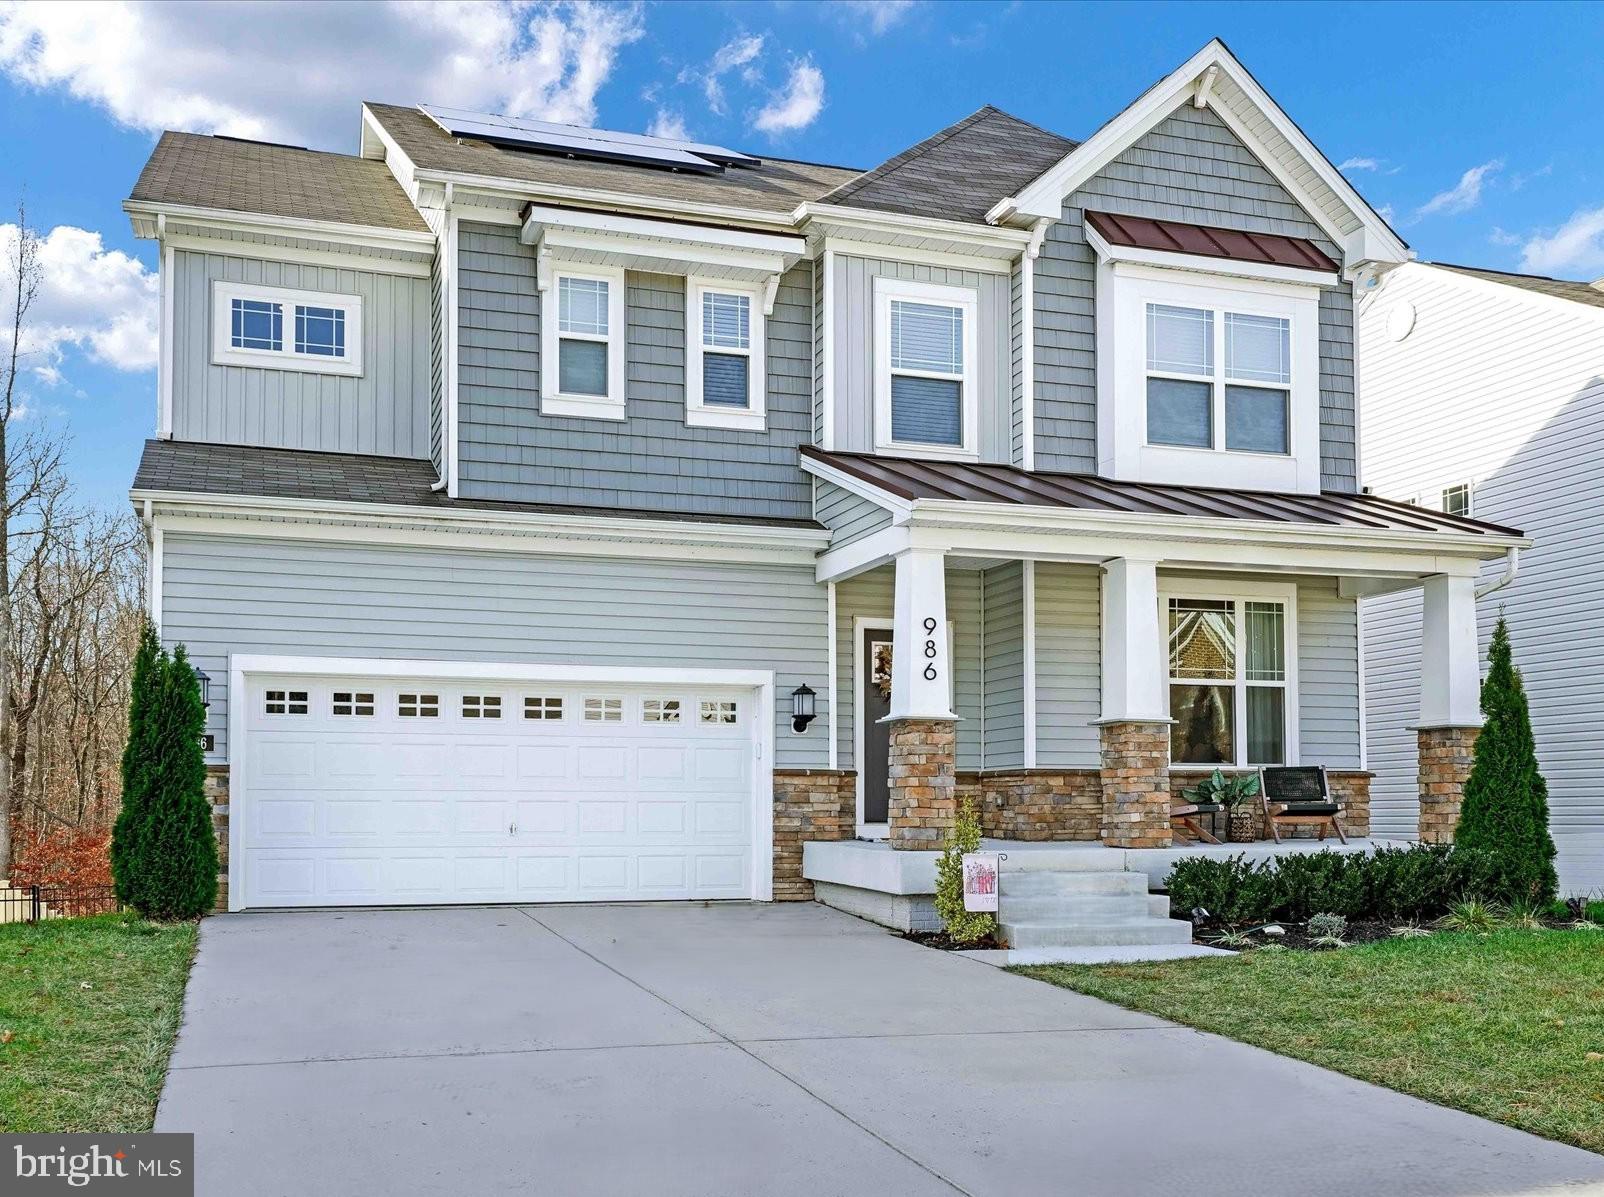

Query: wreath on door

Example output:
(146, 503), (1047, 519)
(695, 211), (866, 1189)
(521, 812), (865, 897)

(872, 642), (894, 701)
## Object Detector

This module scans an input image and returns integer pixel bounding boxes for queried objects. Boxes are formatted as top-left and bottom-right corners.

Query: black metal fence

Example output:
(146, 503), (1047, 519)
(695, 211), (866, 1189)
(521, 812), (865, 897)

(1, 883), (122, 923)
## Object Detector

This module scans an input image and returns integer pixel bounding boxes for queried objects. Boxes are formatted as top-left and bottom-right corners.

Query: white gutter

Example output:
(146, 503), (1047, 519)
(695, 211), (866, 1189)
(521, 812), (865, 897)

(1474, 546), (1520, 599)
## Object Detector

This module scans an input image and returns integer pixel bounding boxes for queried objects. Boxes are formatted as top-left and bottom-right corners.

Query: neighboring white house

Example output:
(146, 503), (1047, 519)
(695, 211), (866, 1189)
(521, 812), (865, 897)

(1360, 261), (1604, 894)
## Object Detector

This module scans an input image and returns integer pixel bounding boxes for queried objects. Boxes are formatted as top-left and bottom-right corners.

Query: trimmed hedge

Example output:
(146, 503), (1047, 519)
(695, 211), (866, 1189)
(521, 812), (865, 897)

(1165, 844), (1497, 925)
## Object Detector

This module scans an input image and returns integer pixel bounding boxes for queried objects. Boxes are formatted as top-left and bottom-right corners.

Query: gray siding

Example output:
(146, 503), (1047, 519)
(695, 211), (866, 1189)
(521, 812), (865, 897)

(170, 249), (432, 458)
(827, 254), (1013, 463)
(1362, 586), (1421, 839)
(429, 249), (445, 474)
(161, 534), (831, 770)
(455, 222), (813, 518)
(1032, 103), (1358, 490)
(1034, 563), (1102, 767)
(1009, 260), (1026, 466)
(1297, 576), (1363, 769)
(832, 565), (984, 771)
(982, 563), (1025, 769)
(814, 480), (892, 547)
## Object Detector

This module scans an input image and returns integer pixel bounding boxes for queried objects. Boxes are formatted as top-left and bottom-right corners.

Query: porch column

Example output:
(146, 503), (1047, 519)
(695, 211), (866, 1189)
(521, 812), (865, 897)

(1096, 558), (1173, 848)
(885, 547), (958, 850)
(1417, 573), (1482, 843)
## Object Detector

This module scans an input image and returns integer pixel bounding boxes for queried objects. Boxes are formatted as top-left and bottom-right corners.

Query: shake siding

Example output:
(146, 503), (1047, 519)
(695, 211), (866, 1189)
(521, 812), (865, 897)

(1034, 563), (1102, 767)
(454, 222), (814, 518)
(832, 565), (984, 770)
(160, 534), (830, 770)
(1361, 264), (1604, 889)
(170, 249), (431, 458)
(814, 481), (891, 547)
(429, 250), (444, 474)
(828, 254), (1013, 462)
(1009, 261), (1026, 465)
(982, 564), (1025, 769)
(1032, 103), (1358, 489)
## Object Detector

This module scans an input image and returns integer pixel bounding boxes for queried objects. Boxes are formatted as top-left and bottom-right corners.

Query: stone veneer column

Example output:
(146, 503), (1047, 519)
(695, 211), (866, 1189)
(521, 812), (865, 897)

(1418, 727), (1479, 843)
(205, 765), (229, 911)
(886, 718), (958, 850)
(1098, 721), (1173, 848)
(771, 770), (855, 901)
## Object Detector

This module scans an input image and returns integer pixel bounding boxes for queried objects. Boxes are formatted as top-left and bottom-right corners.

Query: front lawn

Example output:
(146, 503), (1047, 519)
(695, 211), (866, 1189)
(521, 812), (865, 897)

(1018, 928), (1604, 1154)
(0, 913), (197, 1132)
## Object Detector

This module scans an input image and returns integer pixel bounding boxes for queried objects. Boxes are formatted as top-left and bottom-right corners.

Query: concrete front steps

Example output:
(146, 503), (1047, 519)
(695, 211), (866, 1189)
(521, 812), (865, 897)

(997, 866), (1194, 950)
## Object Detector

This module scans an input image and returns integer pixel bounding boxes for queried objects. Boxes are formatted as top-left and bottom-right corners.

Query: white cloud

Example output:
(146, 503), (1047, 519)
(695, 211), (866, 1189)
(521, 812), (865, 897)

(0, 1), (645, 149)
(751, 58), (824, 136)
(1338, 157), (1380, 172)
(0, 223), (158, 379)
(1510, 163), (1552, 192)
(697, 32), (764, 116)
(836, 1), (918, 35)
(1415, 159), (1503, 219)
(1488, 226), (1521, 247)
(1520, 207), (1604, 278)
(647, 108), (689, 141)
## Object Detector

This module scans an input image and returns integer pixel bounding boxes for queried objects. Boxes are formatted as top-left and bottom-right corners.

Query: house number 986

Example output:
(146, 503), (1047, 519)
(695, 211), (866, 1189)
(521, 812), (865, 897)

(922, 617), (939, 681)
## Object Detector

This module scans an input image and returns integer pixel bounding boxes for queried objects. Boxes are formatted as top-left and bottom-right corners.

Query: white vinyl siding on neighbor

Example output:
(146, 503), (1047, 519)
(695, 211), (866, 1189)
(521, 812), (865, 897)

(211, 280), (363, 377)
(874, 278), (978, 458)
(540, 265), (627, 420)
(687, 279), (765, 431)
(1360, 263), (1604, 892)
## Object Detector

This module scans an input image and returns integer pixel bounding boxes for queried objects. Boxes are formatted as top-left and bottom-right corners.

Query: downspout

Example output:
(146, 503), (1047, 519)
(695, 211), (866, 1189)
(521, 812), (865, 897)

(1474, 546), (1520, 600)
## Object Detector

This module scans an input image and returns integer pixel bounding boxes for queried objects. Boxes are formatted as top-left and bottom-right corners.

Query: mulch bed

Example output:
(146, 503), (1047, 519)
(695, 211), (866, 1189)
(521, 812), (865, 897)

(1193, 916), (1582, 950)
(900, 928), (1004, 951)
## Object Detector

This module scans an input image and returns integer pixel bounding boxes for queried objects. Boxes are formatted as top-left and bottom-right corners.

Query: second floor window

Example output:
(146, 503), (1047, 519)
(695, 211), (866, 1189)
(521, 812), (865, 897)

(212, 282), (362, 376)
(1442, 483), (1472, 517)
(1146, 303), (1291, 455)
(874, 278), (977, 459)
(557, 276), (611, 396)
(687, 280), (765, 431)
(540, 266), (626, 420)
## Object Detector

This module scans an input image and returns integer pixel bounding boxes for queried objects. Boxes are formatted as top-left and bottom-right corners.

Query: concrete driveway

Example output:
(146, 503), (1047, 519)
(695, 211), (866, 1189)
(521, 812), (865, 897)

(158, 903), (1603, 1197)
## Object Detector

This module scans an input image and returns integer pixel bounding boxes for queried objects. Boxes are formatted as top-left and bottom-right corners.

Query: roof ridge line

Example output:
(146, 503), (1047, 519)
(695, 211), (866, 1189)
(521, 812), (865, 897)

(817, 106), (1014, 205)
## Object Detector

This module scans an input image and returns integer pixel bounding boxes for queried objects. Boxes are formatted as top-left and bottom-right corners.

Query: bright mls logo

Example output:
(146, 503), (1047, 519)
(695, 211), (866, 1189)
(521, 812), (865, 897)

(4, 1135), (193, 1195)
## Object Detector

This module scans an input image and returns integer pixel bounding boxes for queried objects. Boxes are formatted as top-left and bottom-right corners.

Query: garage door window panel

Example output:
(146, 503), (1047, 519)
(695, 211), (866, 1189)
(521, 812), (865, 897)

(643, 698), (683, 723)
(524, 696), (564, 720)
(462, 695), (503, 719)
(398, 693), (439, 717)
(265, 689), (309, 715)
(585, 697), (623, 722)
(332, 691), (375, 717)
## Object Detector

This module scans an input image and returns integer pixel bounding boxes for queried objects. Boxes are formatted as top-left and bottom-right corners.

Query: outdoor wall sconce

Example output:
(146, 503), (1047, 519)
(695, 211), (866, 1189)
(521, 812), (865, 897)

(193, 667), (211, 710)
(790, 683), (816, 733)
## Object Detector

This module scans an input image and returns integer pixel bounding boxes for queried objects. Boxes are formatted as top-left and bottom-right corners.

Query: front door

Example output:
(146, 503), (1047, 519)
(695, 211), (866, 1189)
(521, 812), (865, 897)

(859, 626), (894, 834)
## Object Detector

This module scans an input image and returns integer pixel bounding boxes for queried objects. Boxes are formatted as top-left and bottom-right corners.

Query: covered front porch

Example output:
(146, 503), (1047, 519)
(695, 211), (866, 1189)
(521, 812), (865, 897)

(802, 447), (1524, 860)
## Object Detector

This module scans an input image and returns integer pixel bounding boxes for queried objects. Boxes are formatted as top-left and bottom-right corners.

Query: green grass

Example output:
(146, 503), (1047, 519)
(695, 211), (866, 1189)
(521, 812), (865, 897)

(0, 913), (198, 1132)
(1017, 928), (1604, 1154)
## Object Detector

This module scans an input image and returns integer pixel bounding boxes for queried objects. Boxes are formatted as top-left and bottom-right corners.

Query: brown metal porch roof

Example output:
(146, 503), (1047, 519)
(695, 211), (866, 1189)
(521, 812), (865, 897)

(800, 447), (1521, 538)
(1084, 210), (1339, 274)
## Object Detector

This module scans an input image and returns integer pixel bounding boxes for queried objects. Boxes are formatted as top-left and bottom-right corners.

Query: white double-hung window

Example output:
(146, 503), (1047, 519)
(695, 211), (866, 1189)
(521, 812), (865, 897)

(1163, 581), (1299, 769)
(687, 279), (765, 431)
(1145, 304), (1292, 455)
(874, 277), (977, 459)
(540, 265), (627, 420)
(211, 281), (363, 376)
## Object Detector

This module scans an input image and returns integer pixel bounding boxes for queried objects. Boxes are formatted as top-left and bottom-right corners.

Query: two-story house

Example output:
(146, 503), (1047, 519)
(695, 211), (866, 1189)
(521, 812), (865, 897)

(125, 40), (1521, 913)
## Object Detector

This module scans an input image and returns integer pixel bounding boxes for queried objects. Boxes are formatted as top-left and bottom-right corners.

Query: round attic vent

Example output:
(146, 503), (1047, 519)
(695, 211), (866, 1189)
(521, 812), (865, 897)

(1387, 299), (1417, 342)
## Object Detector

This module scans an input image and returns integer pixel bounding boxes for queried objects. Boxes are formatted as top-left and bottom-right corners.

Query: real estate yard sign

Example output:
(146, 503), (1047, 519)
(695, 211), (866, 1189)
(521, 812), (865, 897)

(962, 852), (999, 912)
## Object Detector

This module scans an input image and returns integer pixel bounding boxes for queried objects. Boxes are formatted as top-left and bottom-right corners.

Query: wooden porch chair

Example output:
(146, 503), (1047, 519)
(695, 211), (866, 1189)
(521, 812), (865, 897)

(1169, 800), (1223, 844)
(1258, 765), (1346, 844)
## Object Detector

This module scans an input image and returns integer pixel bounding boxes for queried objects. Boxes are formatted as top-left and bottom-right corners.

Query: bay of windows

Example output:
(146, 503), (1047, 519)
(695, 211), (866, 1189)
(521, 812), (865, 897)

(1167, 594), (1291, 767)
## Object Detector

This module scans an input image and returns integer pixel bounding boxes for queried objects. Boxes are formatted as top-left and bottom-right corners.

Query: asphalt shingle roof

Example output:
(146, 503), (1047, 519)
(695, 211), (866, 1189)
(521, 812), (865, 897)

(132, 440), (821, 528)
(363, 103), (860, 217)
(817, 106), (1078, 224)
(1435, 263), (1604, 312)
(129, 132), (430, 233)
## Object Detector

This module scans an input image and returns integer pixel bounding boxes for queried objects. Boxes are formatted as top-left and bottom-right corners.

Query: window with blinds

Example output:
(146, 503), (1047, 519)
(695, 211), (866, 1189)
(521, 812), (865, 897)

(887, 297), (966, 448)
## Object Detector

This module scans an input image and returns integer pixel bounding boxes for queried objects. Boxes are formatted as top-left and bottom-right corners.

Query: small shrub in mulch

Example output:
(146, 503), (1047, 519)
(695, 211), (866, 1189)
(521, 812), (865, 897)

(900, 928), (1005, 951)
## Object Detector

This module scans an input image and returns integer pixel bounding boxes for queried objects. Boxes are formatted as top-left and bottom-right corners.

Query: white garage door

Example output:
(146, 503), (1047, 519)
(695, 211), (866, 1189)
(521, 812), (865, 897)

(238, 672), (760, 908)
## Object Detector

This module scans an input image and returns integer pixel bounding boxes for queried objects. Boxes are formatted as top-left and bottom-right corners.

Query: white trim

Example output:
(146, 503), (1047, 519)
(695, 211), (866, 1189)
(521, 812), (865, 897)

(820, 236), (1013, 278)
(1085, 224), (1340, 290)
(1099, 263), (1321, 493)
(444, 210), (460, 495)
(1018, 220), (1049, 470)
(1355, 596), (1368, 772)
(1022, 558), (1037, 768)
(795, 202), (1031, 267)
(1158, 576), (1301, 769)
(820, 248), (836, 450)
(539, 264), (628, 420)
(158, 241), (174, 437)
(827, 582), (839, 771)
(523, 204), (802, 259)
(873, 277), (980, 461)
(125, 199), (434, 255)
(163, 231), (430, 279)
(148, 524), (163, 627)
(227, 655), (775, 912)
(686, 277), (766, 431)
(210, 280), (364, 377)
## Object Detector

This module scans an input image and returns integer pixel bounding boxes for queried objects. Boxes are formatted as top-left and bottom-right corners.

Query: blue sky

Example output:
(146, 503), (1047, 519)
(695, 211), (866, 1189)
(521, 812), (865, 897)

(1, 0), (1600, 512)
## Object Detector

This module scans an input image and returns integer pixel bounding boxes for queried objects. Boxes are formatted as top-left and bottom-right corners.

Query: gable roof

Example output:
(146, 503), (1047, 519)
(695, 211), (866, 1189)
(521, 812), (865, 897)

(818, 106), (1077, 225)
(1434, 263), (1604, 313)
(364, 103), (859, 217)
(128, 132), (430, 233)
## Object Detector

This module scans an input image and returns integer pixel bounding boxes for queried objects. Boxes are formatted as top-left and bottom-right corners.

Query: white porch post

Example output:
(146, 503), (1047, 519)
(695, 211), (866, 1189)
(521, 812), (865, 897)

(1098, 557), (1168, 723)
(1418, 573), (1481, 728)
(886, 547), (956, 722)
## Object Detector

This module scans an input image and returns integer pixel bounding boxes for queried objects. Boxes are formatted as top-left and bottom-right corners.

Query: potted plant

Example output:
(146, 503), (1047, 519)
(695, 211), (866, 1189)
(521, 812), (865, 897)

(1182, 769), (1262, 843)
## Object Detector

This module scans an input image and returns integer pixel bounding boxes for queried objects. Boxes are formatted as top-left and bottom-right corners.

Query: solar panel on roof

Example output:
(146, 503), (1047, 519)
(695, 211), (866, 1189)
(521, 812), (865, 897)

(419, 104), (761, 174)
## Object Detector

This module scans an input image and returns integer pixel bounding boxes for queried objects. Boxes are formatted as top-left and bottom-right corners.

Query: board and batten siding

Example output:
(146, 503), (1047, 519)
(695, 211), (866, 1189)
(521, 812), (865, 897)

(1360, 262), (1604, 891)
(169, 248), (432, 458)
(813, 480), (891, 548)
(1032, 102), (1358, 490)
(159, 534), (831, 770)
(826, 254), (1014, 463)
(455, 222), (814, 519)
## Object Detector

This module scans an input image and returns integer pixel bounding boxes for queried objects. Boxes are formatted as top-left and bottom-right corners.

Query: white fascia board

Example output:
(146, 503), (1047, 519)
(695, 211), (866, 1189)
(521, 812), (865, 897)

(795, 202), (1031, 257)
(532, 225), (792, 281)
(163, 231), (430, 279)
(123, 199), (434, 255)
(820, 236), (1013, 277)
(815, 524), (910, 583)
(523, 205), (803, 258)
(415, 169), (799, 230)
(231, 654), (775, 690)
(1084, 225), (1340, 289)
(1000, 40), (1409, 265)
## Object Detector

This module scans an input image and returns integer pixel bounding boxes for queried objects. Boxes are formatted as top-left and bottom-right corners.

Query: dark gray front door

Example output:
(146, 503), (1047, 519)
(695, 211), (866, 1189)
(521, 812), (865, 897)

(861, 627), (893, 826)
